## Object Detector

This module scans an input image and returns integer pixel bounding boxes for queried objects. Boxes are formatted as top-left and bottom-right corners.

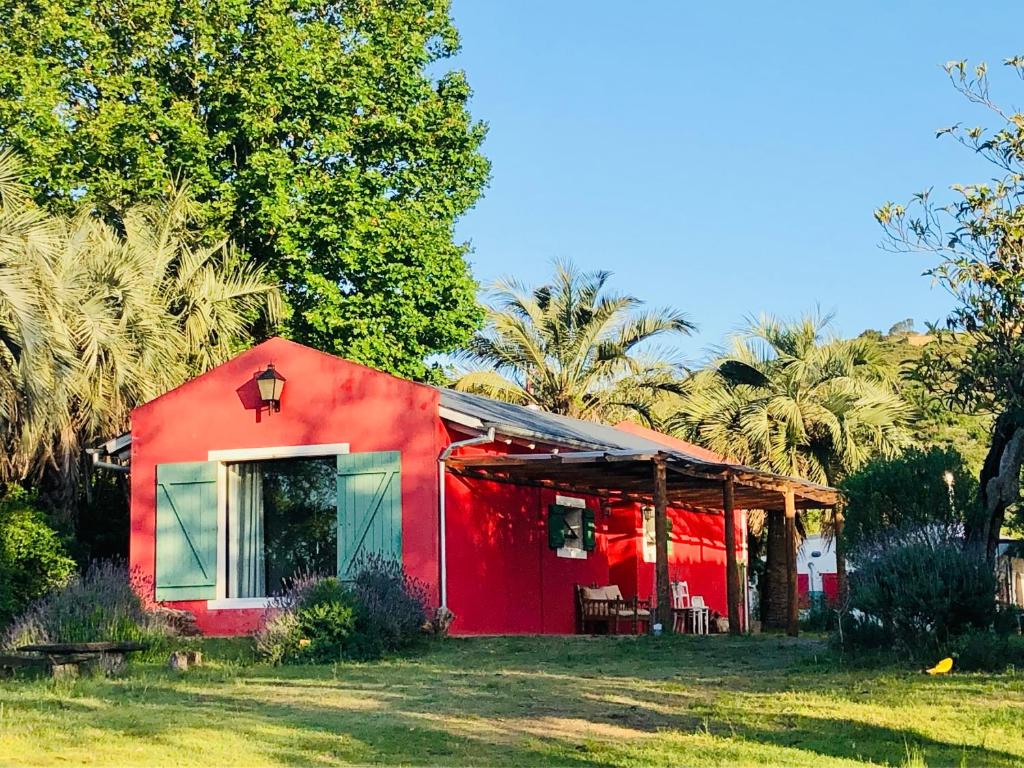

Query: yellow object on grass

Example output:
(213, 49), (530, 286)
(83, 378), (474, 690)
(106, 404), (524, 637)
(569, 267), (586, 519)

(925, 657), (954, 675)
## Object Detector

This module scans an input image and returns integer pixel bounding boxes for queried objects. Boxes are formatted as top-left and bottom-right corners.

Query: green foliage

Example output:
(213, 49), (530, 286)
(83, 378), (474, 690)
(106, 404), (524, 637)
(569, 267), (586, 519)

(453, 259), (693, 424)
(253, 608), (301, 666)
(799, 593), (838, 633)
(947, 629), (1024, 672)
(876, 58), (1024, 558)
(840, 447), (981, 555)
(0, 0), (489, 380)
(255, 575), (357, 664)
(843, 527), (997, 655)
(255, 561), (428, 665)
(0, 487), (75, 627)
(0, 152), (279, 521)
(295, 598), (359, 664)
(2, 560), (172, 648)
(855, 328), (991, 470)
(348, 553), (428, 659)
(670, 312), (912, 484)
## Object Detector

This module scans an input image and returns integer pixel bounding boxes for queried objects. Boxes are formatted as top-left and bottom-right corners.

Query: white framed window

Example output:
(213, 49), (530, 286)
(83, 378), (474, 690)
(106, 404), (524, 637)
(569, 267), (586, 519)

(207, 443), (348, 609)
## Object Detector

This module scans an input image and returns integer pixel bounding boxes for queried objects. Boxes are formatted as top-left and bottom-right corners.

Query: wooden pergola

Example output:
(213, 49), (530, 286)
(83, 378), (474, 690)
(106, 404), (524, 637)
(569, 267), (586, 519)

(446, 449), (842, 635)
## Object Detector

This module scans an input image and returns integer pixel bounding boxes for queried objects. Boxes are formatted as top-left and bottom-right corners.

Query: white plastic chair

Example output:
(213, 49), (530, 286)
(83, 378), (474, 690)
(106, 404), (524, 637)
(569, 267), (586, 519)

(690, 595), (710, 635)
(671, 581), (691, 632)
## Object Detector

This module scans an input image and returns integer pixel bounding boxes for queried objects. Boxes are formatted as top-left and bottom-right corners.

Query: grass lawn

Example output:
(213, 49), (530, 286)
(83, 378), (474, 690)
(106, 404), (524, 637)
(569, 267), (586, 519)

(0, 634), (1021, 766)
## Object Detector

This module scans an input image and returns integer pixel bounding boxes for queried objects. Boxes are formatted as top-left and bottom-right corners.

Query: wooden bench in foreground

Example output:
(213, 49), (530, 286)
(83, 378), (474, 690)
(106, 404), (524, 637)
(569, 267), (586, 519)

(7, 641), (149, 678)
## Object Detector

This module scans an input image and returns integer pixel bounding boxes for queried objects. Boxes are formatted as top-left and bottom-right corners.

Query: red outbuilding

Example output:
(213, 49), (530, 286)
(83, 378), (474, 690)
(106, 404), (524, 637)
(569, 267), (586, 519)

(97, 337), (837, 636)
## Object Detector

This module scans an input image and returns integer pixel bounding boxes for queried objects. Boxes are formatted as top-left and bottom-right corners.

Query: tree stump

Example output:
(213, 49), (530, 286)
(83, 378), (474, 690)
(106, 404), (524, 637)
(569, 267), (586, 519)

(51, 663), (79, 680)
(168, 651), (189, 672)
(99, 652), (127, 677)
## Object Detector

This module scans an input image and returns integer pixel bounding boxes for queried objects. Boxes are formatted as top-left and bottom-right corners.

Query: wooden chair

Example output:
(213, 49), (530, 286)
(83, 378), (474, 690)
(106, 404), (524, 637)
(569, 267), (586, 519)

(576, 584), (652, 635)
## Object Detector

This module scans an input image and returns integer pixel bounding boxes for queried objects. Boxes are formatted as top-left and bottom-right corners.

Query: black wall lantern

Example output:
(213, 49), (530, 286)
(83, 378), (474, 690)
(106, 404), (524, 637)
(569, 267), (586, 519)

(256, 363), (286, 412)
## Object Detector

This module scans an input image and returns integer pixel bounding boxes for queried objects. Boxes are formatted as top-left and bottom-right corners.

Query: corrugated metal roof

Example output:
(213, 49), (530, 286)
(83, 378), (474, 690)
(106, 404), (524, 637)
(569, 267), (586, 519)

(436, 388), (701, 457)
(435, 389), (839, 505)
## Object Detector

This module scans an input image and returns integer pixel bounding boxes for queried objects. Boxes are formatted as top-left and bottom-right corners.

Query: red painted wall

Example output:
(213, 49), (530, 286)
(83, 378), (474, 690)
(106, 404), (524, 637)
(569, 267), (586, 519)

(606, 502), (747, 624)
(130, 337), (442, 635)
(444, 472), (610, 635)
(443, 428), (746, 633)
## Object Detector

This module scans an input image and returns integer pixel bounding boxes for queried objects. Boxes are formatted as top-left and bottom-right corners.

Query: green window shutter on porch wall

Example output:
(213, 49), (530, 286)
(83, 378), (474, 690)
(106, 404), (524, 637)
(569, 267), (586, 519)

(582, 509), (596, 551)
(155, 461), (218, 601)
(547, 505), (568, 549)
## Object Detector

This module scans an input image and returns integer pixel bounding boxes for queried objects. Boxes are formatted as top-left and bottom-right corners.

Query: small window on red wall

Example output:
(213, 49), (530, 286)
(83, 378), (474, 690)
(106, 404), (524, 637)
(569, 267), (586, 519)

(551, 495), (595, 559)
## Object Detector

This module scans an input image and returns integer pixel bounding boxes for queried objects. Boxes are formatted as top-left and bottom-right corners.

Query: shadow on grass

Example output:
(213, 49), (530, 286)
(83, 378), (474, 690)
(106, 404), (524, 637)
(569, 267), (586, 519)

(3, 635), (1020, 766)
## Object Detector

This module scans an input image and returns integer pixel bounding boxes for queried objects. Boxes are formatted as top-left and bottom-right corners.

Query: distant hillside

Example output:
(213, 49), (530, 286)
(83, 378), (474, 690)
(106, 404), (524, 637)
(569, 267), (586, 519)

(859, 322), (991, 471)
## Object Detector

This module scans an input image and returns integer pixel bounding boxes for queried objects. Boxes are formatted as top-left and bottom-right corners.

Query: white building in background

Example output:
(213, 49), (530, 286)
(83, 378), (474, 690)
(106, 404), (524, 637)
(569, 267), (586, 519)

(798, 534), (838, 602)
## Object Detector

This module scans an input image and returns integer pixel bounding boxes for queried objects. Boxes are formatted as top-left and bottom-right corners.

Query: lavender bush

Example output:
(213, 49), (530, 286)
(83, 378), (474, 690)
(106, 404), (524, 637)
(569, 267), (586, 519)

(254, 558), (429, 664)
(2, 560), (173, 649)
(349, 553), (428, 658)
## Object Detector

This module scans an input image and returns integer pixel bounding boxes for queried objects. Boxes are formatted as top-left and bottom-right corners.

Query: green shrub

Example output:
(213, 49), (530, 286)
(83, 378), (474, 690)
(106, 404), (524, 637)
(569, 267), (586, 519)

(255, 560), (429, 664)
(349, 554), (428, 659)
(0, 487), (76, 628)
(994, 605), (1024, 637)
(840, 447), (980, 556)
(800, 593), (838, 632)
(255, 575), (359, 664)
(833, 613), (894, 654)
(946, 630), (1024, 672)
(295, 600), (359, 663)
(2, 560), (172, 649)
(842, 526), (996, 657)
(254, 609), (301, 665)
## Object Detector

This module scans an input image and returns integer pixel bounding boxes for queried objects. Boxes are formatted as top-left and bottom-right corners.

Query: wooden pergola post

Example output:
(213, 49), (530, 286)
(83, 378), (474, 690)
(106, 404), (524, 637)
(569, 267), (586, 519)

(834, 501), (847, 606)
(784, 489), (799, 637)
(723, 474), (741, 634)
(653, 457), (672, 633)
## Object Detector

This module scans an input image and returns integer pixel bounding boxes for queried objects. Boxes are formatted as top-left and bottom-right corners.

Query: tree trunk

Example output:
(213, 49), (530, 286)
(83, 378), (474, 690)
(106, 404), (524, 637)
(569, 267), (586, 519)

(39, 455), (80, 530)
(763, 509), (788, 630)
(972, 410), (1024, 565)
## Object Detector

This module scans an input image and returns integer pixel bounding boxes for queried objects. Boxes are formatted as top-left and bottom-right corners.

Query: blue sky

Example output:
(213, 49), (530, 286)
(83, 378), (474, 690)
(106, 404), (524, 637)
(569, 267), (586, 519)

(447, 1), (1024, 363)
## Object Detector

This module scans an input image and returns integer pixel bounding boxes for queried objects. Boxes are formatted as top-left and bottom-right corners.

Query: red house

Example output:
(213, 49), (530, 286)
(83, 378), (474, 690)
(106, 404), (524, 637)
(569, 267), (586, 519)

(99, 337), (836, 636)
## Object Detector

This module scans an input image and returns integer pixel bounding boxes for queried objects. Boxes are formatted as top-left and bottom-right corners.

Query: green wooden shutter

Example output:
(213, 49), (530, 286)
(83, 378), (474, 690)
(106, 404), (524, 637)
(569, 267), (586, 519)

(547, 505), (568, 549)
(155, 461), (218, 601)
(582, 509), (597, 551)
(337, 452), (402, 578)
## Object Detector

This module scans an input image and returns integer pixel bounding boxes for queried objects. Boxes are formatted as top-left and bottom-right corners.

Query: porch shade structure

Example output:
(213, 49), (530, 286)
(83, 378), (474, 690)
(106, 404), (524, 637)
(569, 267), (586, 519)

(445, 448), (840, 636)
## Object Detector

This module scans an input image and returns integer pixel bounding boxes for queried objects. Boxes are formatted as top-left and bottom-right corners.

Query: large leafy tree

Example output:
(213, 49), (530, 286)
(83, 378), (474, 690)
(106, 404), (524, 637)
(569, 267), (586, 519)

(668, 314), (911, 629)
(0, 151), (280, 521)
(0, 0), (488, 380)
(452, 261), (694, 425)
(877, 58), (1024, 563)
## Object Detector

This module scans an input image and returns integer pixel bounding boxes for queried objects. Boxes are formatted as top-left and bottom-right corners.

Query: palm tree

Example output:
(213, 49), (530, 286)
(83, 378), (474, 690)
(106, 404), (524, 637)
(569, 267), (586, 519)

(668, 313), (911, 629)
(0, 149), (282, 520)
(0, 149), (71, 483)
(452, 260), (694, 425)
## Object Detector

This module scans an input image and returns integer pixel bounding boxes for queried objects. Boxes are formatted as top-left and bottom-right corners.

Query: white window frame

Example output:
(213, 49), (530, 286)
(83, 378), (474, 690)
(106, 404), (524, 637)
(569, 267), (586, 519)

(555, 494), (588, 560)
(205, 442), (349, 610)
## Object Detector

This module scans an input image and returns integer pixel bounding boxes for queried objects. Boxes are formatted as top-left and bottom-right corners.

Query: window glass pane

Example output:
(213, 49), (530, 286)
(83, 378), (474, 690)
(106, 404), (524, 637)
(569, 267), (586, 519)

(227, 456), (337, 597)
